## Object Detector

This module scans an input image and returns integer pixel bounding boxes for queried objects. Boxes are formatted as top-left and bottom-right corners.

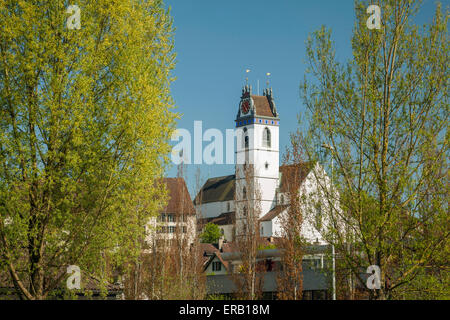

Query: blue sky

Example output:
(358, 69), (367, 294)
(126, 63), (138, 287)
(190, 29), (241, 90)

(163, 0), (442, 194)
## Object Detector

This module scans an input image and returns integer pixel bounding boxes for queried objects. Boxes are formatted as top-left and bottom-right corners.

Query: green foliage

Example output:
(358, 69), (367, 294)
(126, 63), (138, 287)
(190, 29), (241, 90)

(0, 0), (177, 299)
(207, 294), (231, 300)
(257, 243), (276, 251)
(300, 0), (449, 299)
(200, 223), (222, 244)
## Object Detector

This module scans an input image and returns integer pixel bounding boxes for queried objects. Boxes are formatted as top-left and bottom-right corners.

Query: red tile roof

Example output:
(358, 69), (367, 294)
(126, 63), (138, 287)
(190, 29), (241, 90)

(162, 178), (195, 215)
(278, 162), (314, 193)
(251, 95), (276, 117)
(198, 212), (235, 227)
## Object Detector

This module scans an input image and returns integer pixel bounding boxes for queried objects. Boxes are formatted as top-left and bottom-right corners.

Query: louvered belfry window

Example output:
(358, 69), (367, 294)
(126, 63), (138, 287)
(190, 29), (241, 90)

(263, 127), (271, 148)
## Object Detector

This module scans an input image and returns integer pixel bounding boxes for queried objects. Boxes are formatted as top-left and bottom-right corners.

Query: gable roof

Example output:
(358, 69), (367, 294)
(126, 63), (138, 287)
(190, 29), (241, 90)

(278, 162), (315, 193)
(200, 243), (230, 272)
(194, 175), (235, 205)
(200, 243), (219, 255)
(198, 211), (235, 227)
(251, 95), (277, 117)
(162, 177), (196, 215)
(259, 205), (289, 222)
(203, 252), (230, 272)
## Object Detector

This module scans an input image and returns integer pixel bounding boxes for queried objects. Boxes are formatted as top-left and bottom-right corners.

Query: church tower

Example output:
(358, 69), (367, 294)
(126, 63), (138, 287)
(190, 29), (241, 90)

(235, 84), (280, 235)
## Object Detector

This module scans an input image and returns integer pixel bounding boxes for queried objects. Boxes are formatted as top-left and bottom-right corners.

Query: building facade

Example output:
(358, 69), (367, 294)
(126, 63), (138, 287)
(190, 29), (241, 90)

(196, 86), (331, 245)
(146, 177), (196, 248)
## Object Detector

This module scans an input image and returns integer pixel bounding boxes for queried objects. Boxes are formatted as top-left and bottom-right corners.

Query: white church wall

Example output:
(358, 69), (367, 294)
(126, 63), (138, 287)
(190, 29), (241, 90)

(260, 220), (273, 238)
(271, 209), (327, 245)
(219, 224), (234, 242)
(196, 201), (223, 219)
(235, 122), (280, 225)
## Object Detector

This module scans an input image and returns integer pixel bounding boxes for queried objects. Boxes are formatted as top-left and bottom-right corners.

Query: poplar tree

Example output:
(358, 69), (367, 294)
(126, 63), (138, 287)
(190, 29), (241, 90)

(0, 0), (177, 299)
(300, 0), (448, 299)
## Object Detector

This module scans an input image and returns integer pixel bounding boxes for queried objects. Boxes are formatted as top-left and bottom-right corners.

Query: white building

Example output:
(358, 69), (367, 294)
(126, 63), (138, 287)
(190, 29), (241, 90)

(196, 86), (332, 245)
(146, 178), (197, 248)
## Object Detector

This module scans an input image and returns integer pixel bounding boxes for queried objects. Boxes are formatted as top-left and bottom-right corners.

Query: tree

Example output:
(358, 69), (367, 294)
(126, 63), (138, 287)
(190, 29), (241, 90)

(123, 167), (206, 300)
(232, 164), (264, 300)
(300, 0), (448, 299)
(277, 131), (306, 300)
(200, 223), (222, 244)
(0, 0), (177, 299)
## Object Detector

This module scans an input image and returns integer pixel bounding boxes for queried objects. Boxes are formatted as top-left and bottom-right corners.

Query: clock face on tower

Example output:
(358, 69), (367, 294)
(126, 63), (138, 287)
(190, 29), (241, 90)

(241, 100), (250, 114)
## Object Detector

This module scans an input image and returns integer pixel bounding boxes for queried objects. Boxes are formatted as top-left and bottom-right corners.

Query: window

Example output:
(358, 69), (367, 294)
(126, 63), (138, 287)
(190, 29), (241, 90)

(243, 127), (249, 149)
(243, 187), (247, 200)
(280, 194), (284, 205)
(212, 261), (222, 272)
(265, 162), (269, 170)
(167, 214), (175, 222)
(243, 206), (247, 216)
(263, 127), (271, 148)
(227, 202), (230, 212)
(159, 213), (166, 222)
(168, 226), (175, 233)
(182, 226), (187, 233)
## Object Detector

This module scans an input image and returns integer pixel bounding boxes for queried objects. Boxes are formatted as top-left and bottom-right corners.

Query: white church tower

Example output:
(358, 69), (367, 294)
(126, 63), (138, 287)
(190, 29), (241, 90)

(235, 84), (280, 234)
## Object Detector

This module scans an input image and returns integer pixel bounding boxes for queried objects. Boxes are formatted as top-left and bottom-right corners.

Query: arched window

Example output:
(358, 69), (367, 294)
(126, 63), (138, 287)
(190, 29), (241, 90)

(263, 127), (271, 148)
(243, 187), (247, 200)
(243, 206), (247, 216)
(243, 127), (249, 149)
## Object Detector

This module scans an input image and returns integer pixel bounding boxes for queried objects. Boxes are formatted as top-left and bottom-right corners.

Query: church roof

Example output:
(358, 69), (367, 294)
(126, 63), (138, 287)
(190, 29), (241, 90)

(278, 162), (315, 193)
(194, 174), (235, 204)
(198, 211), (235, 226)
(251, 95), (277, 117)
(162, 177), (196, 215)
(259, 205), (289, 222)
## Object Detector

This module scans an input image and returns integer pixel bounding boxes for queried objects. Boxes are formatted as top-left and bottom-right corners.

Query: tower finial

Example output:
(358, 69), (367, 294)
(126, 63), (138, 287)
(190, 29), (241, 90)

(245, 69), (251, 86)
(266, 72), (271, 88)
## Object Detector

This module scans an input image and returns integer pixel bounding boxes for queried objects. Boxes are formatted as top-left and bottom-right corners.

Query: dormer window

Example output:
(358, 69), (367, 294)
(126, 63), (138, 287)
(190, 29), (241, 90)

(263, 127), (271, 148)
